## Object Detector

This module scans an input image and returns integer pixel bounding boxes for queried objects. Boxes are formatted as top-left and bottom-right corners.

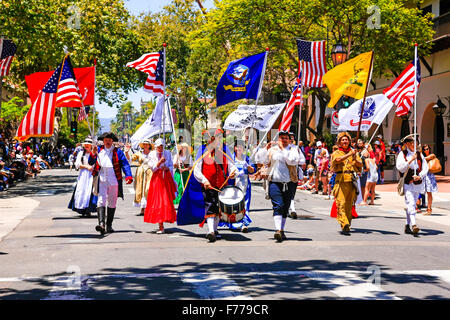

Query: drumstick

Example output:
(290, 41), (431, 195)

(220, 169), (236, 190)
(209, 186), (222, 192)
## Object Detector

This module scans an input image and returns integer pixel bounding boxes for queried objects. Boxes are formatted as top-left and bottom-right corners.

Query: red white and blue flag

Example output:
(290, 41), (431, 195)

(55, 56), (83, 108)
(383, 56), (421, 117)
(127, 51), (164, 96)
(15, 56), (82, 141)
(0, 39), (17, 77)
(279, 64), (303, 132)
(296, 39), (327, 88)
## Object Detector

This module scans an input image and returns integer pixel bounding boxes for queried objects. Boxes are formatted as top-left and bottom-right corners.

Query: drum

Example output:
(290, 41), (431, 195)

(218, 186), (246, 223)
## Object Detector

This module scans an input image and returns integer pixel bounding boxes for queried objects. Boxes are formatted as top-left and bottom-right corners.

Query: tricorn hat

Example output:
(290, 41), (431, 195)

(401, 133), (419, 144)
(98, 132), (118, 142)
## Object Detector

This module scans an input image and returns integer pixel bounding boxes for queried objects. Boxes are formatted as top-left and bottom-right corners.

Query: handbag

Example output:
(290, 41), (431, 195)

(397, 168), (408, 196)
(351, 172), (359, 195)
(428, 157), (442, 174)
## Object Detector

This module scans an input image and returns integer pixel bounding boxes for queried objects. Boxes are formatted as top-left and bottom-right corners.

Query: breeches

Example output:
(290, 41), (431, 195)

(98, 183), (118, 208)
(269, 181), (296, 218)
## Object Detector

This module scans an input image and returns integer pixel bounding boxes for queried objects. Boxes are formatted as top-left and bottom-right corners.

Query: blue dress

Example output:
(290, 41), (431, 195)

(424, 172), (438, 193)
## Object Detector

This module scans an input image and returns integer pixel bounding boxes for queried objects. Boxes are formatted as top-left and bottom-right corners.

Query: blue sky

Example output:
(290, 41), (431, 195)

(96, 0), (214, 122)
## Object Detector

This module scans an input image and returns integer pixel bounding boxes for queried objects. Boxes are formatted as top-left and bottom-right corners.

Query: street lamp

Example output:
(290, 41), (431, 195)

(433, 97), (447, 116)
(331, 43), (348, 66)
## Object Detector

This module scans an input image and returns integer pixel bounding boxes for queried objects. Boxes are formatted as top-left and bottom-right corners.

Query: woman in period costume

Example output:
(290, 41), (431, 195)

(144, 138), (178, 234)
(173, 143), (193, 205)
(68, 138), (97, 217)
(330, 132), (363, 235)
(132, 139), (154, 216)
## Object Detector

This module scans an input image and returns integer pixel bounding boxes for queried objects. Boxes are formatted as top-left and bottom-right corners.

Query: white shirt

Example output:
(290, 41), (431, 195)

(254, 147), (269, 165)
(396, 148), (428, 193)
(314, 147), (329, 164)
(268, 144), (300, 183)
(97, 147), (118, 186)
(193, 148), (237, 185)
(75, 151), (90, 170)
(149, 150), (174, 176)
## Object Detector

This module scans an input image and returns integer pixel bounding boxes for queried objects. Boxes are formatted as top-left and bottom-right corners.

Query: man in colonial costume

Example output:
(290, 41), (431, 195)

(177, 129), (236, 242)
(92, 132), (133, 235)
(144, 138), (177, 234)
(132, 139), (154, 216)
(330, 131), (363, 235)
(396, 134), (428, 235)
(265, 130), (300, 242)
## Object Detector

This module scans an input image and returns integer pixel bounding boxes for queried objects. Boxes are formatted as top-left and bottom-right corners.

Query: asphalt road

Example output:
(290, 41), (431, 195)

(0, 168), (449, 300)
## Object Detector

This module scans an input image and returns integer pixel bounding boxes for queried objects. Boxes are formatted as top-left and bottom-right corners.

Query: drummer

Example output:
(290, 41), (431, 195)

(193, 128), (236, 242)
(219, 139), (255, 233)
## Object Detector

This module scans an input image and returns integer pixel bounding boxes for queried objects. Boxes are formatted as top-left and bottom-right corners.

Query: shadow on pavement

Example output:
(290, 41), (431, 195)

(0, 259), (448, 300)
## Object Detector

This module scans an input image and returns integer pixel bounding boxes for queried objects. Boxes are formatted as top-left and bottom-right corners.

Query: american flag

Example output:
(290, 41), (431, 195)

(77, 106), (88, 121)
(55, 56), (83, 108)
(296, 39), (327, 88)
(279, 66), (303, 132)
(127, 51), (164, 96)
(15, 61), (63, 141)
(383, 56), (421, 116)
(0, 39), (17, 77)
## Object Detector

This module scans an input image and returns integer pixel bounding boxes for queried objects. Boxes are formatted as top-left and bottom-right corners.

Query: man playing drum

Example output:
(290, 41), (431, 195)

(193, 129), (236, 242)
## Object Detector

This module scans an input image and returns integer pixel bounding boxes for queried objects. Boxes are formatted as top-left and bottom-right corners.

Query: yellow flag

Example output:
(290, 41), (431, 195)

(323, 51), (373, 108)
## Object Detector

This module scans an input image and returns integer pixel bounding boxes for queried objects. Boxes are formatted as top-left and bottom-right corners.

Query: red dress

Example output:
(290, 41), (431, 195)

(144, 168), (177, 224)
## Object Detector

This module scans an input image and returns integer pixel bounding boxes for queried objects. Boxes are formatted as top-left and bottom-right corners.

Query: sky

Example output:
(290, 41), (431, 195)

(95, 0), (215, 125)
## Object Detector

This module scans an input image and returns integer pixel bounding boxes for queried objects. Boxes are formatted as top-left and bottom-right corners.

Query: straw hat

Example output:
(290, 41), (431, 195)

(139, 139), (152, 149)
(81, 138), (93, 146)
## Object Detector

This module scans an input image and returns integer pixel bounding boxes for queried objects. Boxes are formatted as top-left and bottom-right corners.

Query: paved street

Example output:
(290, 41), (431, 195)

(0, 167), (449, 300)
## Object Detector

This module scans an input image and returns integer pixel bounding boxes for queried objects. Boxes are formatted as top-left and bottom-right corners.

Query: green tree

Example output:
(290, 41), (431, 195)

(189, 0), (434, 137)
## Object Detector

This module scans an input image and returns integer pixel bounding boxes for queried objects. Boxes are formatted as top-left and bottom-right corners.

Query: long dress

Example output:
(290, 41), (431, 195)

(132, 151), (153, 208)
(219, 154), (253, 230)
(173, 153), (193, 205)
(68, 150), (97, 213)
(144, 150), (178, 224)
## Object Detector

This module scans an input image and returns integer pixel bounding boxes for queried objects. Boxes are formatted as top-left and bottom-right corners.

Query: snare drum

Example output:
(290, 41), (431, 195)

(218, 186), (246, 223)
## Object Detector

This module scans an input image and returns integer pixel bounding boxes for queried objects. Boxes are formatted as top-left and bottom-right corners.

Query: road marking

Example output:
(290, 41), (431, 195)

(2, 269), (449, 300)
(181, 272), (253, 300)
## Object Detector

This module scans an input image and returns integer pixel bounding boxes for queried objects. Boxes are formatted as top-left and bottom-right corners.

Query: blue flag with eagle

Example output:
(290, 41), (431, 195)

(216, 52), (266, 107)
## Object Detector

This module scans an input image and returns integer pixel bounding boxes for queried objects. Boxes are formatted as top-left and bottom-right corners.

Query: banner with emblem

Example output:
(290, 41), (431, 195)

(323, 51), (373, 108)
(216, 52), (266, 107)
(223, 103), (285, 132)
(337, 94), (394, 132)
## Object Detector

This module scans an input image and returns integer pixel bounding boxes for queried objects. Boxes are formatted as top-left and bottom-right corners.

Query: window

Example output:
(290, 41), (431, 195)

(440, 0), (450, 15)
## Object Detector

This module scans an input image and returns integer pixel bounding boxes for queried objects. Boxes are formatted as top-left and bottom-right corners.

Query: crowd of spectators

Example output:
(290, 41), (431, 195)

(0, 134), (76, 191)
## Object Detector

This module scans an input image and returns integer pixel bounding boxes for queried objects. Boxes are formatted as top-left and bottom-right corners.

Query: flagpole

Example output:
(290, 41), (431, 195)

(162, 43), (167, 178)
(92, 58), (97, 141)
(356, 51), (374, 141)
(297, 61), (304, 144)
(0, 37), (4, 117)
(367, 124), (380, 145)
(245, 48), (269, 158)
(168, 97), (184, 187)
(413, 43), (418, 175)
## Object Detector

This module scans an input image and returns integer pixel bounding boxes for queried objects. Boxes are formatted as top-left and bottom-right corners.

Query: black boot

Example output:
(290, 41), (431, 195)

(106, 207), (116, 233)
(96, 207), (106, 235)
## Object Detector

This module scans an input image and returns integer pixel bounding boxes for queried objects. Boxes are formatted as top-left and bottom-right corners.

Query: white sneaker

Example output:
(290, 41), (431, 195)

(156, 229), (165, 234)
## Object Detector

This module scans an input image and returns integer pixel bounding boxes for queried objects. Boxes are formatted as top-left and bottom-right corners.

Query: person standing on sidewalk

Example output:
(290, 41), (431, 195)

(330, 132), (363, 235)
(421, 144), (438, 215)
(92, 132), (133, 235)
(396, 134), (428, 235)
(266, 130), (300, 242)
